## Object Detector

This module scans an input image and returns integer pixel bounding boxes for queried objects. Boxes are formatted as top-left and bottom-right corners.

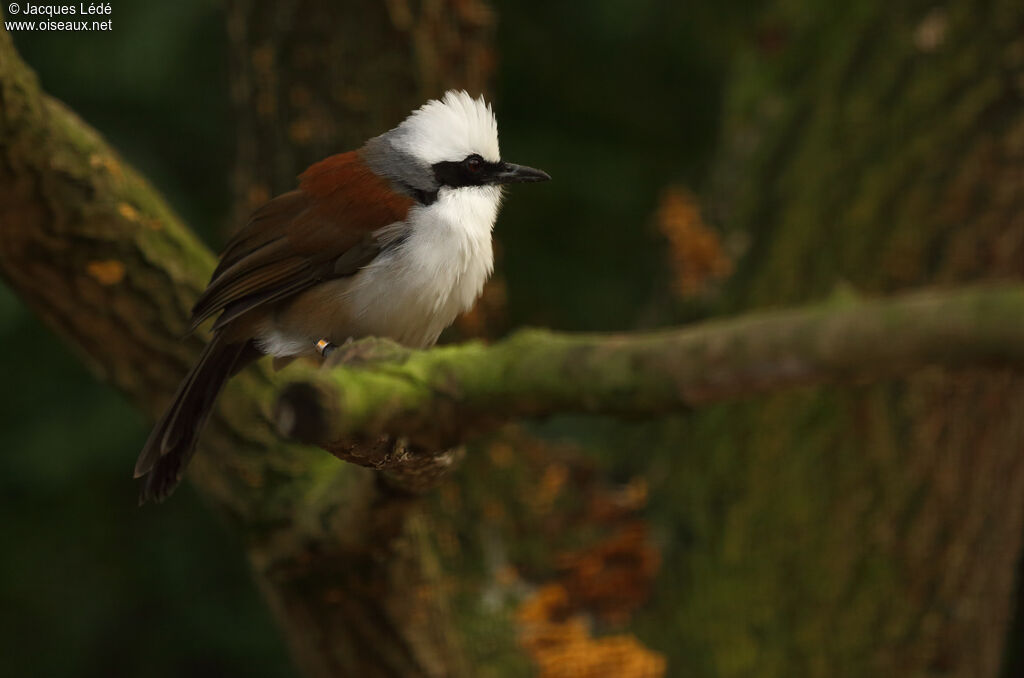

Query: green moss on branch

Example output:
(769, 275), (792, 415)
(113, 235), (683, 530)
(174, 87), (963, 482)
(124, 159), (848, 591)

(276, 284), (1024, 452)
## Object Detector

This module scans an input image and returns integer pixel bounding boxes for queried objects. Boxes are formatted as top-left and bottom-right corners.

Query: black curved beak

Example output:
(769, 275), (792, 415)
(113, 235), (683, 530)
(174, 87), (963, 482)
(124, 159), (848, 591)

(494, 162), (551, 184)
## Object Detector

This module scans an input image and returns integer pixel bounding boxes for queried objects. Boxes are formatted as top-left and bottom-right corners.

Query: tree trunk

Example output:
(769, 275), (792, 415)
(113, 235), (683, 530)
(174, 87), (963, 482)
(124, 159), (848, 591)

(223, 2), (495, 676)
(663, 1), (1024, 676)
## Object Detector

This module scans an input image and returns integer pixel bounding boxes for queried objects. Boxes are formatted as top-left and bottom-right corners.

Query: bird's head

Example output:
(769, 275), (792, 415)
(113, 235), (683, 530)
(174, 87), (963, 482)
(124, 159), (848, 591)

(361, 90), (550, 203)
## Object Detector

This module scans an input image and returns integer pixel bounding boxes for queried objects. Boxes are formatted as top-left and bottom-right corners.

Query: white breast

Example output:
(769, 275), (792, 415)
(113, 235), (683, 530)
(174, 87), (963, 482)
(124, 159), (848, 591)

(342, 185), (502, 347)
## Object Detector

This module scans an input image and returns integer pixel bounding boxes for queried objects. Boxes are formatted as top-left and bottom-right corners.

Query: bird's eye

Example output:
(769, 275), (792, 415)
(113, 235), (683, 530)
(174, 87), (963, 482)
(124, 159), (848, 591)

(465, 156), (483, 172)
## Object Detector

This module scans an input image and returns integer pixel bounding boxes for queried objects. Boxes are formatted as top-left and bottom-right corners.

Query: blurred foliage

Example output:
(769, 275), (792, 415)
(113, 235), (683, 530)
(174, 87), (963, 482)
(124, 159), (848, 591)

(517, 583), (666, 677)
(655, 185), (734, 297)
(427, 427), (666, 675)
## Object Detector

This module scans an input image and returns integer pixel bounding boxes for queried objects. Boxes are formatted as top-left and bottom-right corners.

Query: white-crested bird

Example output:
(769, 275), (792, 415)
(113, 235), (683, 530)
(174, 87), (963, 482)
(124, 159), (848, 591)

(134, 90), (549, 503)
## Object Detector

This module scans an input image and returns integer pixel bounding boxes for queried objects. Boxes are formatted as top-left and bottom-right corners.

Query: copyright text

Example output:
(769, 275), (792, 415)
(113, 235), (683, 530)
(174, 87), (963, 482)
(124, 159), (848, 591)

(5, 3), (113, 32)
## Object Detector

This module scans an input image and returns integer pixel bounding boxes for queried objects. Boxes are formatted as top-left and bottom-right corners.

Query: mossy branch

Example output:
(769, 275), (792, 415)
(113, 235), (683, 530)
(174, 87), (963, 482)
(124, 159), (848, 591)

(275, 284), (1024, 451)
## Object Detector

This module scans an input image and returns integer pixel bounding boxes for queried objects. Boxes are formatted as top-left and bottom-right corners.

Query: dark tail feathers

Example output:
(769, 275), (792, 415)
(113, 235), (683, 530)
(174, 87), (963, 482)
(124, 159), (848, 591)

(135, 336), (257, 504)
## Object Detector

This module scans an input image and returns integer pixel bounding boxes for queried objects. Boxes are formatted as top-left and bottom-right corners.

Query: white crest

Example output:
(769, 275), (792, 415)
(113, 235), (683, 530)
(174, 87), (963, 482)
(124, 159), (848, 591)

(392, 90), (500, 165)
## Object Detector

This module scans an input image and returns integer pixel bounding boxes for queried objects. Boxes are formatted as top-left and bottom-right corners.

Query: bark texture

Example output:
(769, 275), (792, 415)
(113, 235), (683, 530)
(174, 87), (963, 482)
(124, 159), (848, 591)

(661, 1), (1024, 676)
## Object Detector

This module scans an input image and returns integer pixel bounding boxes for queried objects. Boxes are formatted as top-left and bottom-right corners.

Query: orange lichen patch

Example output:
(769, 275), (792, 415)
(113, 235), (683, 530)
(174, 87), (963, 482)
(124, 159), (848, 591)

(482, 498), (507, 522)
(913, 7), (948, 52)
(85, 260), (125, 285)
(487, 440), (516, 468)
(496, 565), (520, 588)
(453, 0), (495, 27)
(517, 584), (666, 678)
(556, 522), (660, 625)
(530, 462), (569, 515)
(117, 202), (140, 222)
(250, 45), (275, 72)
(288, 118), (314, 144)
(586, 477), (649, 523)
(89, 153), (123, 178)
(656, 186), (732, 297)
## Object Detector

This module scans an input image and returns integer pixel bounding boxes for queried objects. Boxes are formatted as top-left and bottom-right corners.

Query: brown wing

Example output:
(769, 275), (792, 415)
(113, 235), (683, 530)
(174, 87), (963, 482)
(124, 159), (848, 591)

(190, 152), (413, 332)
